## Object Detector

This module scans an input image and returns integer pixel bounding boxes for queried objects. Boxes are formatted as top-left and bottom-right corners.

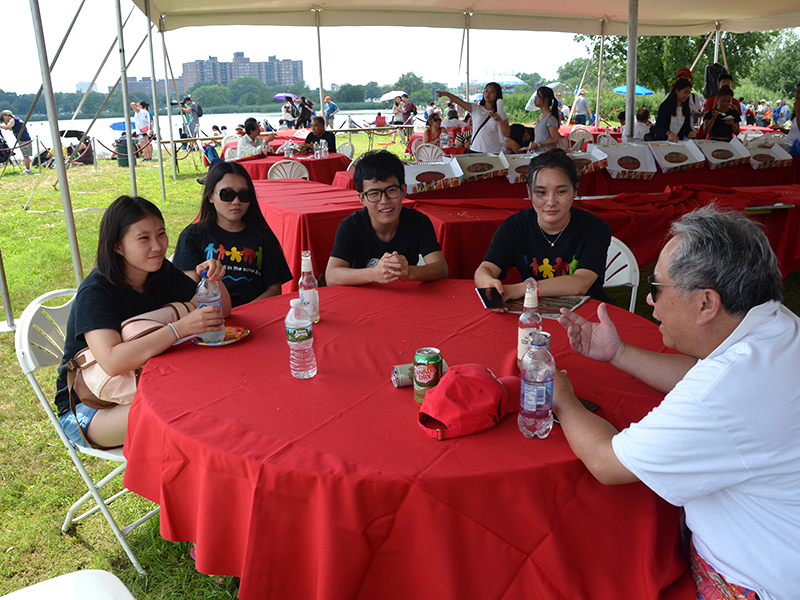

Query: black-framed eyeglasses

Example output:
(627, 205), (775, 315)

(361, 185), (403, 203)
(216, 188), (254, 203)
(647, 275), (703, 301)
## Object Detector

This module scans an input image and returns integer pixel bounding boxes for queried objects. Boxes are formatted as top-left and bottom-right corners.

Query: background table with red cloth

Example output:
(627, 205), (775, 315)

(124, 279), (694, 600)
(237, 152), (350, 184)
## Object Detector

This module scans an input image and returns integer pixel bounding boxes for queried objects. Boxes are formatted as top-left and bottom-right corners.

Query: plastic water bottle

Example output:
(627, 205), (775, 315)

(196, 270), (225, 343)
(284, 143), (291, 158)
(286, 298), (317, 379)
(518, 332), (555, 439)
(517, 279), (542, 368)
(313, 141), (321, 159)
(320, 139), (328, 158)
(298, 250), (320, 323)
(440, 129), (450, 149)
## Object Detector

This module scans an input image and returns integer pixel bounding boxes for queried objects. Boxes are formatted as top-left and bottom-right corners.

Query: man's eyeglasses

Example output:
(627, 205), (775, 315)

(216, 188), (254, 203)
(647, 275), (703, 301)
(361, 185), (403, 203)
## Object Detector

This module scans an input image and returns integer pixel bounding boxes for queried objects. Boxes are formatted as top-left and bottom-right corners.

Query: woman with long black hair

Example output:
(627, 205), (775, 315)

(436, 82), (510, 154)
(650, 78), (697, 142)
(527, 86), (562, 154)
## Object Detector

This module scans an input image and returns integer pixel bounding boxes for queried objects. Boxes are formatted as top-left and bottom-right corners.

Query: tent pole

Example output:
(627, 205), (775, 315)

(29, 0), (83, 285)
(115, 0), (137, 195)
(315, 8), (325, 121)
(719, 28), (729, 73)
(145, 0), (166, 203)
(465, 10), (471, 101)
(624, 0), (638, 142)
(595, 18), (606, 130)
(690, 31), (714, 73)
(714, 22), (721, 64)
(160, 28), (178, 180)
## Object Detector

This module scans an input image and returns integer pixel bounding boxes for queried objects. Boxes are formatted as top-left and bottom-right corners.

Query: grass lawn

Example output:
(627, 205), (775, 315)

(0, 134), (798, 597)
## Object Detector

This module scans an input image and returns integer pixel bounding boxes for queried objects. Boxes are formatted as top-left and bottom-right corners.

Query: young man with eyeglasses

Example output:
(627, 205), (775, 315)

(554, 207), (800, 600)
(325, 151), (448, 286)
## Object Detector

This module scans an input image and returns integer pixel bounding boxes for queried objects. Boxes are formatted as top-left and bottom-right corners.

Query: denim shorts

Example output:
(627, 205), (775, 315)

(59, 403), (99, 448)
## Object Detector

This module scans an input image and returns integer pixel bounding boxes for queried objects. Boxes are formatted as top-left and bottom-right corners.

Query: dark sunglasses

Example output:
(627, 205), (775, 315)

(647, 275), (703, 301)
(216, 188), (254, 203)
(431, 118), (441, 122)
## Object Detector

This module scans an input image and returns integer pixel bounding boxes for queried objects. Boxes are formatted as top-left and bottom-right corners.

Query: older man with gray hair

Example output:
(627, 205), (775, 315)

(554, 206), (800, 600)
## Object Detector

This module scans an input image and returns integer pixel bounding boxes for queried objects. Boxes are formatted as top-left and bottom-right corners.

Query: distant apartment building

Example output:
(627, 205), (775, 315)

(182, 53), (303, 89)
(76, 81), (98, 93)
(112, 76), (185, 99)
(330, 83), (340, 92)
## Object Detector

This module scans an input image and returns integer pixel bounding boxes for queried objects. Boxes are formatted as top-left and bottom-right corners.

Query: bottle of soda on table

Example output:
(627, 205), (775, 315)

(196, 270), (225, 343)
(320, 139), (329, 158)
(298, 250), (320, 323)
(286, 298), (317, 379)
(519, 331), (555, 439)
(313, 141), (321, 159)
(517, 278), (542, 368)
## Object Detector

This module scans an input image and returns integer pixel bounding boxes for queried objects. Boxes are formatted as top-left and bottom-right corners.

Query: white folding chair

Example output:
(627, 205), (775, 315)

(738, 128), (764, 144)
(415, 143), (445, 163)
(569, 126), (593, 152)
(595, 133), (618, 146)
(338, 141), (354, 159)
(14, 290), (159, 575)
(604, 237), (640, 312)
(2, 569), (136, 600)
(347, 153), (365, 172)
(410, 137), (423, 156)
(267, 159), (310, 180)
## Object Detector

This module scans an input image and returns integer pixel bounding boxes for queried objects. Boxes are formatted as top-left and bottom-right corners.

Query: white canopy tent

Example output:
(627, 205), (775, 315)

(26, 0), (800, 287)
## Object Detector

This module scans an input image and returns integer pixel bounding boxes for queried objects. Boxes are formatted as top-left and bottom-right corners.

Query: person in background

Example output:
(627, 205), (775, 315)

(650, 78), (697, 142)
(763, 101), (774, 126)
(755, 100), (768, 126)
(131, 101), (152, 161)
(180, 95), (200, 140)
(71, 136), (94, 166)
(390, 96), (404, 143)
(436, 82), (509, 154)
(525, 86), (560, 154)
(703, 86), (740, 141)
(422, 112), (443, 146)
(772, 99), (789, 128)
(325, 151), (448, 286)
(788, 83), (800, 154)
(282, 97), (297, 129)
(0, 109), (33, 173)
(324, 96), (339, 128)
(745, 100), (756, 125)
(554, 206), (800, 600)
(173, 161), (291, 307)
(301, 116), (337, 153)
(737, 97), (747, 124)
(234, 117), (276, 160)
(400, 93), (414, 125)
(454, 113), (473, 149)
(441, 109), (462, 131)
(504, 123), (532, 154)
(474, 149), (611, 302)
(617, 111), (626, 129)
(633, 107), (652, 141)
(296, 96), (313, 129)
(370, 112), (387, 127)
(675, 68), (705, 126)
(277, 119), (289, 130)
(54, 195), (230, 449)
(703, 73), (741, 114)
(573, 89), (591, 125)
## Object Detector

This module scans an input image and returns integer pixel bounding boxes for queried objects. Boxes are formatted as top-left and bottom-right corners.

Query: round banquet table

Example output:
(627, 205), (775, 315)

(124, 280), (694, 600)
(236, 152), (351, 184)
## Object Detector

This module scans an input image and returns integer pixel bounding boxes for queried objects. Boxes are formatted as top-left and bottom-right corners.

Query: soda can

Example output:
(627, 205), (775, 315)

(413, 348), (443, 404)
(392, 360), (448, 388)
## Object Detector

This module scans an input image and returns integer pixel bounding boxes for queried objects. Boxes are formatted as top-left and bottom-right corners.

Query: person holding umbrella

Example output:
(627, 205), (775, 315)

(282, 96), (297, 128)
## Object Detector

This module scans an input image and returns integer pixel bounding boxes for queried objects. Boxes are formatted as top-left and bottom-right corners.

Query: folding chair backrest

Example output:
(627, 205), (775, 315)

(347, 153), (365, 172)
(411, 138), (423, 156)
(604, 237), (640, 312)
(569, 126), (593, 152)
(416, 143), (445, 163)
(268, 159), (310, 180)
(338, 142), (355, 159)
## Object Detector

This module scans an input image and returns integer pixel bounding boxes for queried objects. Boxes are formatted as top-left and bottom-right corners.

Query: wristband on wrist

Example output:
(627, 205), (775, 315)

(167, 322), (180, 342)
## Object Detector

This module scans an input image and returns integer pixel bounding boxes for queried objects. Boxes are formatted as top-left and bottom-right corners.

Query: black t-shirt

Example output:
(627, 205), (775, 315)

(304, 131), (337, 153)
(330, 207), (441, 269)
(482, 207), (612, 302)
(703, 107), (740, 140)
(173, 222), (292, 307)
(54, 265), (197, 417)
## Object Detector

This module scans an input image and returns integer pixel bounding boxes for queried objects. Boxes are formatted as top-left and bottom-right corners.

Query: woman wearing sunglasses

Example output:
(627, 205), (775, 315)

(173, 161), (292, 306)
(422, 112), (443, 146)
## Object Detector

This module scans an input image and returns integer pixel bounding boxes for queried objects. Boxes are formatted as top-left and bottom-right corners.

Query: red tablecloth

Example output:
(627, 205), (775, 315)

(124, 279), (694, 600)
(237, 152), (350, 184)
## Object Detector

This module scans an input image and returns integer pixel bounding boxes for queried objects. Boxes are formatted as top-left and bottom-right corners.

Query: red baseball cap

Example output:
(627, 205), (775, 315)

(418, 364), (520, 440)
(676, 68), (692, 79)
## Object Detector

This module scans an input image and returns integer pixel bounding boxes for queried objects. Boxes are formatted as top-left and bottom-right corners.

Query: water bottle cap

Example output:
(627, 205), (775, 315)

(290, 298), (302, 307)
(200, 270), (209, 278)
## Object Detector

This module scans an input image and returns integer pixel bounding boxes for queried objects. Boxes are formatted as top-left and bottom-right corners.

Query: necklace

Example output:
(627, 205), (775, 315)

(537, 217), (569, 248)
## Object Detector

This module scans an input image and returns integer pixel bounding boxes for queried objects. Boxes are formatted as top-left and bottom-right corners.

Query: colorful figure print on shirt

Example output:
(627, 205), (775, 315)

(526, 254), (578, 279)
(204, 242), (264, 283)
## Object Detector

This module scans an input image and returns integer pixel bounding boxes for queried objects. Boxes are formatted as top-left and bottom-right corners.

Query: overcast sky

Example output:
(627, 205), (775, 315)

(7, 0), (589, 95)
